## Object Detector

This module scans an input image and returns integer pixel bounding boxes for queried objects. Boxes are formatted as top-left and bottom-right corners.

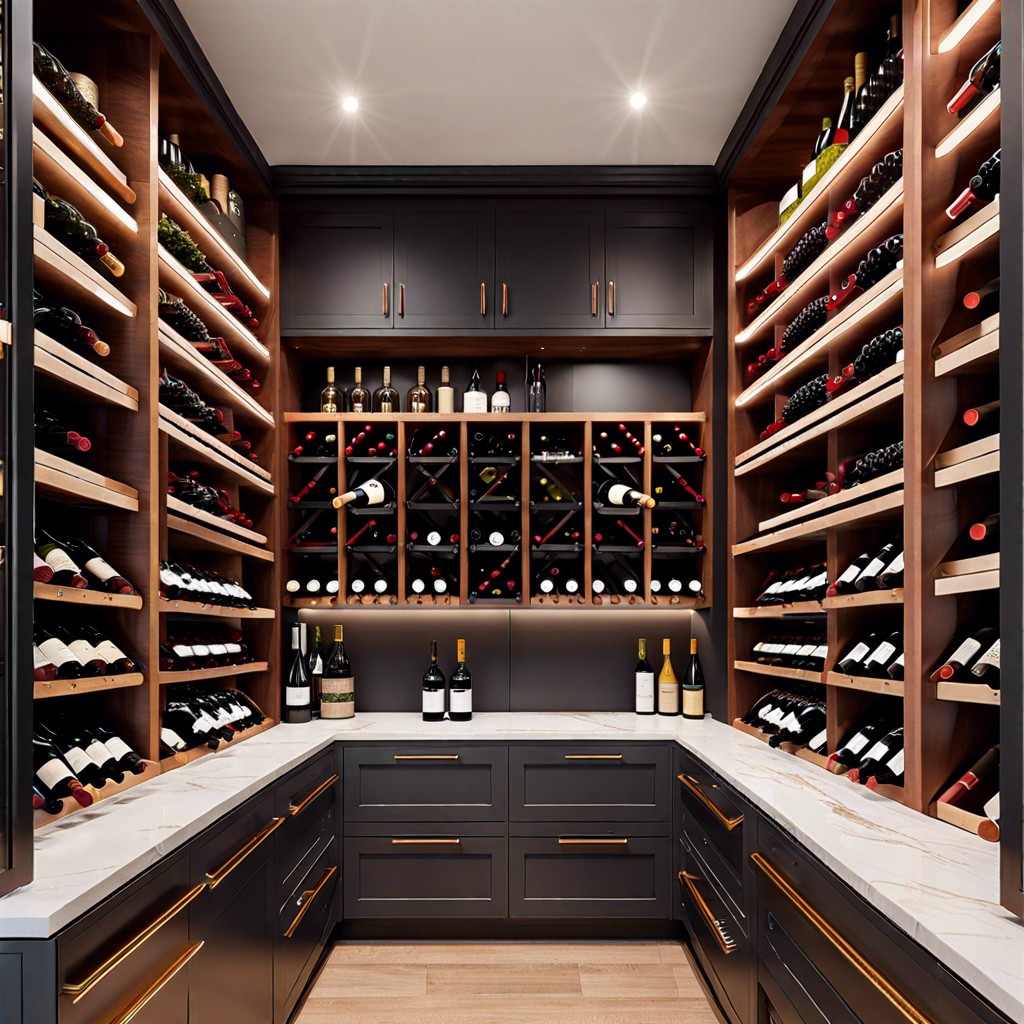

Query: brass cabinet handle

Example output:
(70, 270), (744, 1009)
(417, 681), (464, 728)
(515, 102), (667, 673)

(480, 282), (487, 316)
(399, 282), (405, 318)
(607, 280), (615, 317)
(679, 871), (736, 956)
(390, 838), (461, 845)
(108, 941), (203, 1024)
(382, 282), (389, 316)
(558, 838), (628, 845)
(678, 774), (744, 831)
(564, 754), (623, 760)
(502, 282), (509, 317)
(284, 865), (338, 939)
(393, 754), (460, 760)
(751, 853), (934, 1024)
(288, 773), (339, 817)
(591, 281), (599, 316)
(62, 883), (208, 1002)
(206, 817), (285, 890)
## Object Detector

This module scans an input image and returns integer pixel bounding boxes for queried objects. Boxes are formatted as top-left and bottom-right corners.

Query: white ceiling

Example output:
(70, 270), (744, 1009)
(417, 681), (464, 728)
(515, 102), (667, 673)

(175, 0), (800, 167)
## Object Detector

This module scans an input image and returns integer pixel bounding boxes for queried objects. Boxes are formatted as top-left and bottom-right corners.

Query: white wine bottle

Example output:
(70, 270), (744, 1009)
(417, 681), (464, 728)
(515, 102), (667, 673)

(634, 637), (655, 715)
(657, 637), (679, 716)
(437, 365), (455, 414)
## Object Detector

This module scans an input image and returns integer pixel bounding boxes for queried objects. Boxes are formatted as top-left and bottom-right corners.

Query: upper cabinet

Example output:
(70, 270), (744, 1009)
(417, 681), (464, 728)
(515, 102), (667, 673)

(605, 210), (712, 330)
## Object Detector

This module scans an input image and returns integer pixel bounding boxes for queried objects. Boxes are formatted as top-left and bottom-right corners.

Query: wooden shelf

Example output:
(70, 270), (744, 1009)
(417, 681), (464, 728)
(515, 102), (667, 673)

(733, 601), (824, 618)
(934, 434), (999, 488)
(735, 268), (904, 408)
(34, 224), (136, 319)
(936, 0), (1000, 54)
(733, 660), (824, 685)
(34, 331), (140, 412)
(159, 718), (276, 771)
(282, 595), (342, 609)
(736, 363), (904, 476)
(647, 595), (708, 609)
(33, 760), (160, 830)
(933, 314), (999, 377)
(284, 411), (708, 424)
(35, 448), (140, 511)
(735, 86), (905, 282)
(936, 681), (1000, 706)
(167, 513), (274, 561)
(934, 552), (999, 596)
(166, 495), (268, 546)
(935, 88), (1000, 159)
(159, 406), (274, 492)
(758, 469), (904, 534)
(935, 801), (989, 838)
(158, 661), (270, 686)
(826, 670), (904, 697)
(157, 244), (269, 365)
(158, 168), (270, 305)
(158, 324), (273, 428)
(731, 719), (831, 770)
(159, 598), (275, 619)
(736, 179), (904, 346)
(34, 582), (143, 610)
(934, 198), (999, 269)
(34, 672), (145, 699)
(32, 76), (136, 205)
(32, 126), (138, 241)
(822, 588), (904, 610)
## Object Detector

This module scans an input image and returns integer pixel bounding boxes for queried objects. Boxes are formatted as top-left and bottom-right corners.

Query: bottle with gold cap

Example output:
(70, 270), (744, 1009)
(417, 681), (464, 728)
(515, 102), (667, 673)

(682, 637), (705, 720)
(657, 637), (679, 716)
(320, 365), (339, 413)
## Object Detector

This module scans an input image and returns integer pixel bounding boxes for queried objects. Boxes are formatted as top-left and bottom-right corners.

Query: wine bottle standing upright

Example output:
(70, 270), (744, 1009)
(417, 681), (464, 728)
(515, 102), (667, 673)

(658, 638), (679, 716)
(463, 368), (488, 413)
(634, 638), (655, 715)
(307, 625), (324, 717)
(321, 624), (354, 718)
(422, 639), (446, 722)
(320, 366), (339, 413)
(682, 638), (705, 720)
(284, 624), (312, 723)
(436, 366), (456, 414)
(449, 638), (473, 721)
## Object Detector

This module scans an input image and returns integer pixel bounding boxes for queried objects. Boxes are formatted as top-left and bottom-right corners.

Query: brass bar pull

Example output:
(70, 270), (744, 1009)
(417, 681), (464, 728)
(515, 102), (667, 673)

(206, 817), (285, 890)
(63, 883), (208, 1002)
(288, 773), (339, 817)
(564, 754), (623, 760)
(751, 854), (934, 1024)
(399, 283), (405, 318)
(679, 872), (736, 956)
(678, 774), (744, 831)
(391, 838), (462, 845)
(607, 280), (615, 316)
(393, 754), (460, 760)
(480, 282), (487, 316)
(284, 865), (338, 939)
(382, 282), (389, 316)
(108, 941), (204, 1024)
(591, 281), (599, 317)
(558, 838), (628, 845)
(502, 282), (509, 317)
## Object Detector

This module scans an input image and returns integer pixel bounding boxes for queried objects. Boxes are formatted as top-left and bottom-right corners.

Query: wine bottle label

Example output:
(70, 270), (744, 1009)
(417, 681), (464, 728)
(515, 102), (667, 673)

(161, 727), (187, 751)
(422, 688), (445, 714)
(463, 391), (488, 413)
(857, 555), (887, 580)
(840, 641), (870, 667)
(172, 644), (193, 658)
(658, 681), (680, 714)
(160, 567), (183, 588)
(450, 687), (473, 713)
(104, 735), (134, 761)
(635, 671), (655, 713)
(83, 555), (120, 583)
(844, 732), (870, 755)
(765, 706), (787, 725)
(781, 642), (803, 657)
(192, 643), (211, 657)
(866, 641), (896, 666)
(812, 645), (829, 660)
(864, 739), (889, 761)
(971, 640), (1000, 672)
(752, 641), (767, 654)
(682, 686), (704, 718)
(33, 646), (52, 669)
(808, 570), (829, 589)
(809, 728), (828, 750)
(946, 637), (982, 668)
(224, 642), (242, 655)
(756, 702), (776, 721)
(85, 739), (114, 765)
(62, 745), (92, 775)
(607, 484), (633, 506)
(778, 711), (802, 732)
(213, 706), (234, 726)
(193, 712), (218, 734)
(795, 643), (817, 658)
(39, 637), (81, 667)
(286, 686), (311, 707)
(93, 639), (128, 665)
(836, 560), (865, 585)
(760, 580), (786, 597)
(361, 479), (387, 505)
(886, 749), (905, 776)
(36, 757), (73, 790)
(42, 547), (82, 575)
(206, 643), (228, 657)
(437, 390), (455, 414)
(882, 551), (904, 574)
(491, 393), (511, 411)
(68, 639), (101, 665)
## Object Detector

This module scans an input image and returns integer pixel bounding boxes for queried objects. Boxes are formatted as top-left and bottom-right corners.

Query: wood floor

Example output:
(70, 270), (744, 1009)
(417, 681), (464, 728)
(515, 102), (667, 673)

(295, 941), (721, 1024)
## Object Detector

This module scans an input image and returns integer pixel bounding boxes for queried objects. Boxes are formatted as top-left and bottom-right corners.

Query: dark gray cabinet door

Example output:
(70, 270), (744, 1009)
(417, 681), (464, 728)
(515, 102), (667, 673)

(394, 204), (494, 329)
(282, 205), (393, 331)
(605, 210), (712, 330)
(495, 204), (604, 329)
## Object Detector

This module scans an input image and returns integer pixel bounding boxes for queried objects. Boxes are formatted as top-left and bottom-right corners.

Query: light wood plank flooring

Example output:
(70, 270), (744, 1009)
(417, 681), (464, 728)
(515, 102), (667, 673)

(295, 941), (721, 1024)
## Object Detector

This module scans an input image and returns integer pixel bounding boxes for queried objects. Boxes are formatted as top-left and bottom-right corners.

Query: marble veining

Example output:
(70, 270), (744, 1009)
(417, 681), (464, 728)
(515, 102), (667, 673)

(0, 713), (1020, 1020)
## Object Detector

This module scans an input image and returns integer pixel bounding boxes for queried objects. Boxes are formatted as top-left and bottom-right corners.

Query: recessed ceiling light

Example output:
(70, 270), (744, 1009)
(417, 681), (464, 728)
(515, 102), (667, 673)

(630, 92), (647, 110)
(342, 95), (359, 113)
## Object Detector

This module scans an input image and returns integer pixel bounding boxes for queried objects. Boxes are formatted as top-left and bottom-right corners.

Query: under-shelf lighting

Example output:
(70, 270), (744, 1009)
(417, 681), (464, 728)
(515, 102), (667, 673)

(935, 89), (1000, 158)
(935, 214), (1000, 268)
(938, 0), (998, 53)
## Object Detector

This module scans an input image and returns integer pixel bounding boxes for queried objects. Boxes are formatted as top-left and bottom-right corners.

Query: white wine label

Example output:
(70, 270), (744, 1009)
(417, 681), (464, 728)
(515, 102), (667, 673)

(193, 712), (217, 734)
(801, 158), (817, 187)
(422, 689), (446, 714)
(886, 749), (905, 776)
(33, 646), (52, 669)
(781, 643), (802, 656)
(836, 562), (862, 584)
(866, 641), (896, 666)
(607, 483), (631, 506)
(845, 732), (871, 755)
(765, 706), (787, 725)
(882, 551), (904, 574)
(62, 746), (92, 775)
(809, 728), (828, 750)
(94, 640), (128, 665)
(286, 686), (311, 707)
(172, 644), (193, 658)
(224, 643), (242, 655)
(207, 643), (228, 657)
(161, 728), (187, 751)
(85, 739), (114, 764)
(682, 687), (704, 718)
(841, 642), (870, 667)
(192, 643), (211, 658)
(756, 703), (775, 721)
(946, 638), (981, 667)
(658, 681), (680, 714)
(857, 556), (887, 580)
(36, 757), (72, 790)
(463, 391), (488, 413)
(450, 688), (473, 713)
(778, 712), (802, 733)
(361, 479), (387, 505)
(812, 645), (829, 660)
(68, 639), (101, 664)
(43, 548), (81, 574)
(635, 671), (655, 713)
(104, 736), (134, 760)
(864, 739), (889, 762)
(972, 640), (1000, 672)
(984, 791), (1000, 821)
(161, 568), (184, 588)
(84, 556), (120, 583)
(39, 637), (79, 666)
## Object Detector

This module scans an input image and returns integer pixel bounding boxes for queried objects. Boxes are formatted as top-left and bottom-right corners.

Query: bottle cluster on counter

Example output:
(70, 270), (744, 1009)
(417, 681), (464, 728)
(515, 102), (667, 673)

(421, 638), (473, 722)
(285, 622), (355, 722)
(631, 636), (704, 718)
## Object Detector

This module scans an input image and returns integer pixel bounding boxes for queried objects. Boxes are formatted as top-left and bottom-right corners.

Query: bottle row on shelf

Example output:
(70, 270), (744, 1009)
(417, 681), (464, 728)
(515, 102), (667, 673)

(34, 625), (137, 681)
(35, 531), (135, 595)
(161, 687), (268, 756)
(159, 626), (255, 673)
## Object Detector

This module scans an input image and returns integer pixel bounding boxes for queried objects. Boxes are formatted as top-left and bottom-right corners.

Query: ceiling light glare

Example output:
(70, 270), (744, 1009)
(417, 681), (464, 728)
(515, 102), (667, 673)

(630, 92), (647, 110)
(342, 95), (359, 113)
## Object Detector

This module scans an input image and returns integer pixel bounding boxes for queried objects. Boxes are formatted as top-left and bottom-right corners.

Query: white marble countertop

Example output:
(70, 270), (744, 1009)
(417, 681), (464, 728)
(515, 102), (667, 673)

(1, 713), (1020, 1019)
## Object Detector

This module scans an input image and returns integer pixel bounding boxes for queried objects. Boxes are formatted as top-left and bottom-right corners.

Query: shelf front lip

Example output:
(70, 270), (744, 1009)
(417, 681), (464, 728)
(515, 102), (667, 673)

(166, 513), (274, 561)
(34, 672), (145, 699)
(35, 450), (140, 512)
(826, 671), (905, 697)
(282, 411), (708, 424)
(158, 168), (271, 304)
(937, 0), (1000, 53)
(733, 660), (824, 684)
(157, 662), (270, 685)
(935, 88), (1000, 159)
(735, 365), (904, 476)
(34, 332), (140, 412)
(934, 444), (999, 489)
(733, 601), (824, 618)
(935, 681), (1000, 706)
(165, 496), (269, 546)
(33, 582), (143, 610)
(736, 180), (904, 346)
(821, 588), (904, 610)
(933, 313), (1000, 377)
(934, 199), (999, 269)
(735, 269), (904, 409)
(159, 599), (276, 619)
(158, 719), (276, 771)
(734, 86), (905, 283)
(159, 408), (274, 492)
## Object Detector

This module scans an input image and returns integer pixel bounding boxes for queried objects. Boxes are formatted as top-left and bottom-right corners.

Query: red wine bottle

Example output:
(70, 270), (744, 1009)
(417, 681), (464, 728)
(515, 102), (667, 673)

(848, 726), (905, 787)
(827, 718), (896, 775)
(946, 149), (1000, 220)
(963, 278), (999, 316)
(947, 41), (1000, 116)
(938, 745), (999, 806)
(60, 536), (135, 594)
(36, 533), (88, 588)
(33, 735), (93, 811)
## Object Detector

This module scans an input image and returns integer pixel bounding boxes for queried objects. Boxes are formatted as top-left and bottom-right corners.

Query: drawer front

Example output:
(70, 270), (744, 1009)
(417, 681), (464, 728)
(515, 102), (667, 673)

(759, 958), (825, 1024)
(677, 747), (746, 880)
(679, 837), (751, 1024)
(509, 744), (671, 822)
(343, 835), (508, 918)
(57, 854), (197, 1024)
(678, 823), (745, 936)
(274, 749), (337, 819)
(189, 791), (279, 887)
(277, 783), (337, 897)
(344, 746), (507, 822)
(275, 841), (339, 1022)
(509, 834), (670, 918)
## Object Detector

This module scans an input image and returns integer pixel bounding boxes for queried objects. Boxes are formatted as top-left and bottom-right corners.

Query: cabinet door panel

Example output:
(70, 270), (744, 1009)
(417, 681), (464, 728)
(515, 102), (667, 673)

(394, 204), (494, 329)
(605, 210), (712, 330)
(495, 205), (603, 329)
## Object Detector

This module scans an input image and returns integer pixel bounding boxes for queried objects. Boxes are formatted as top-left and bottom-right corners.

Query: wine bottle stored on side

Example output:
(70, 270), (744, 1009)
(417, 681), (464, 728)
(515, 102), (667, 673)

(850, 727), (905, 789)
(333, 479), (395, 509)
(321, 624), (354, 718)
(284, 624), (312, 724)
(449, 638), (473, 722)
(938, 745), (999, 806)
(826, 717), (896, 775)
(635, 638), (655, 715)
(657, 638), (679, 716)
(596, 480), (656, 509)
(682, 638), (705, 720)
(33, 736), (93, 811)
(422, 639), (446, 722)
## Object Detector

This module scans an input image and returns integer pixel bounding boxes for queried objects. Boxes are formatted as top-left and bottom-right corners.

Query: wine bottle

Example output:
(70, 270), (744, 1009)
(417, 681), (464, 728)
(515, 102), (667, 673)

(406, 365), (433, 413)
(33, 735), (93, 812)
(33, 290), (110, 357)
(947, 40), (1000, 115)
(963, 278), (999, 317)
(826, 718), (896, 775)
(307, 625), (324, 717)
(854, 539), (900, 592)
(528, 363), (546, 413)
(596, 480), (656, 509)
(962, 400), (999, 434)
(82, 626), (135, 674)
(768, 700), (826, 749)
(682, 638), (705, 720)
(60, 536), (135, 594)
(876, 550), (904, 590)
(980, 792), (1000, 842)
(657, 638), (679, 716)
(946, 149), (1000, 220)
(284, 624), (312, 724)
(449, 638), (473, 722)
(35, 627), (90, 679)
(849, 726), (905, 788)
(860, 630), (902, 678)
(437, 365), (456, 414)
(32, 43), (122, 146)
(970, 637), (1000, 688)
(850, 51), (870, 136)
(333, 479), (394, 509)
(321, 624), (354, 718)
(422, 639), (446, 722)
(490, 371), (511, 413)
(463, 367), (488, 413)
(92, 725), (146, 776)
(372, 366), (399, 413)
(349, 367), (370, 413)
(36, 533), (89, 588)
(938, 745), (999, 806)
(836, 632), (881, 676)
(634, 637), (655, 715)
(833, 76), (856, 146)
(40, 187), (125, 277)
(321, 366), (340, 413)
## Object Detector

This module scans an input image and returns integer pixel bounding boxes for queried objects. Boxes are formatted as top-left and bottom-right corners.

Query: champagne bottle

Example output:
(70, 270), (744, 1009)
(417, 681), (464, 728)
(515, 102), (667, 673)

(657, 638), (679, 716)
(437, 365), (456, 414)
(333, 479), (394, 509)
(634, 638), (655, 715)
(350, 367), (370, 414)
(284, 624), (312, 724)
(421, 639), (446, 722)
(320, 366), (340, 413)
(321, 624), (354, 718)
(449, 638), (473, 721)
(596, 480), (656, 509)
(682, 638), (705, 720)
(406, 365), (433, 413)
(463, 367), (488, 413)
(372, 366), (399, 413)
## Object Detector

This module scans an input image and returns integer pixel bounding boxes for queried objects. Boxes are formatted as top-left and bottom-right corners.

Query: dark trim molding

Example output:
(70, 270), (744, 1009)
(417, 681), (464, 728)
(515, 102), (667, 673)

(271, 165), (718, 198)
(137, 0), (273, 195)
(715, 0), (838, 181)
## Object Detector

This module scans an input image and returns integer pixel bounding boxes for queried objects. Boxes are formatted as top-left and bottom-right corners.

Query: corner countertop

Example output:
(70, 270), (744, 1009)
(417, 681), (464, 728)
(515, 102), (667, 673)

(1, 714), (1020, 1019)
